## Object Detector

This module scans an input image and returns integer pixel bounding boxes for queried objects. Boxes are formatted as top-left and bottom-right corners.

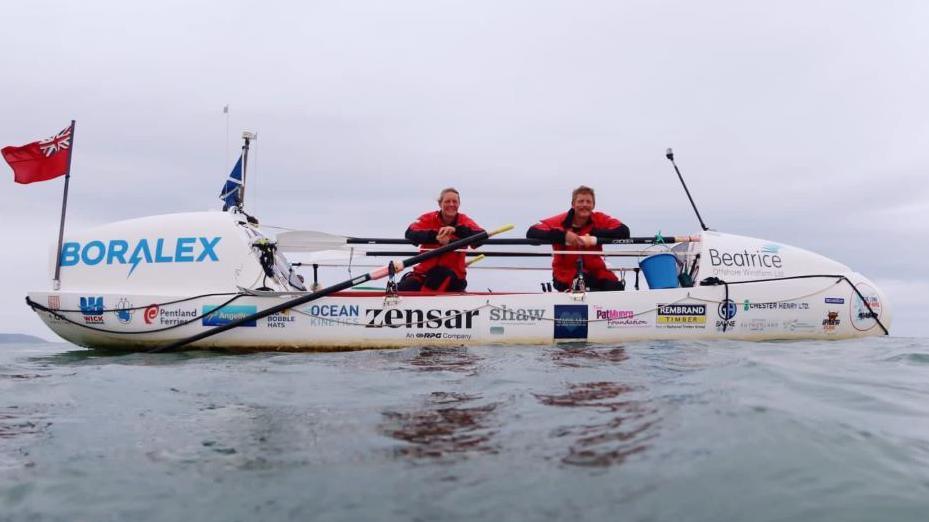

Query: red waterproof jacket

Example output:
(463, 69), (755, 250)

(405, 211), (484, 280)
(526, 210), (629, 285)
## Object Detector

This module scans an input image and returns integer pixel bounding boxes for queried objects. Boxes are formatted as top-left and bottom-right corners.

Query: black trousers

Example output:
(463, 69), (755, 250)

(397, 267), (467, 292)
(553, 273), (625, 292)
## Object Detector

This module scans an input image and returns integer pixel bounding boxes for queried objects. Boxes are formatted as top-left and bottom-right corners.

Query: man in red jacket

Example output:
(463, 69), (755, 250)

(397, 187), (485, 292)
(526, 185), (630, 291)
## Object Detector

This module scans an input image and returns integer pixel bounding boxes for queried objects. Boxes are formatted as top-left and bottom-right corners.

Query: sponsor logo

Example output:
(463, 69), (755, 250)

(741, 300), (809, 311)
(365, 308), (479, 329)
(144, 305), (197, 326)
(783, 319), (817, 332)
(716, 299), (737, 331)
(741, 319), (779, 332)
(850, 285), (882, 331)
(305, 304), (359, 317)
(593, 307), (648, 328)
(79, 296), (105, 325)
(490, 326), (505, 335)
(489, 306), (545, 324)
(301, 304), (362, 327)
(266, 309), (296, 328)
(823, 311), (841, 332)
(406, 332), (473, 340)
(825, 297), (845, 305)
(554, 304), (588, 339)
(202, 305), (258, 327)
(144, 305), (159, 324)
(59, 236), (222, 276)
(656, 304), (706, 328)
(709, 248), (783, 269)
(708, 247), (785, 278)
(46, 295), (63, 322)
(718, 300), (737, 320)
(114, 298), (133, 324)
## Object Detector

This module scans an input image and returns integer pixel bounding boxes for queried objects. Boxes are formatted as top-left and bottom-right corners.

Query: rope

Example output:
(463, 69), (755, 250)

(25, 293), (246, 335)
(700, 274), (889, 335)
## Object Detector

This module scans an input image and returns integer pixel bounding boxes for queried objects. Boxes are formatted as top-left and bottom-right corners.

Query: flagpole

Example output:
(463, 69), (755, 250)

(239, 131), (256, 211)
(52, 120), (76, 290)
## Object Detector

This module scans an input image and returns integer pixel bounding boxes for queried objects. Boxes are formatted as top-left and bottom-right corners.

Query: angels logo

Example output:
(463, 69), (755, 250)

(38, 126), (71, 157)
(115, 298), (134, 324)
(823, 311), (841, 332)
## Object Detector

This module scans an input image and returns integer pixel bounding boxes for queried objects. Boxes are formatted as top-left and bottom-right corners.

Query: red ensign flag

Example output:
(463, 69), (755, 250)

(2, 125), (73, 184)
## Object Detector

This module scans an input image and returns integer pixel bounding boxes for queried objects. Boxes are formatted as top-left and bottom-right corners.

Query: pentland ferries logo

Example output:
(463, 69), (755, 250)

(365, 308), (479, 329)
(59, 236), (222, 277)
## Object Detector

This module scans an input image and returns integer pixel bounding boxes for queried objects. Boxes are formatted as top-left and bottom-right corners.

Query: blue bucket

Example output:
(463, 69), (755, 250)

(639, 253), (680, 289)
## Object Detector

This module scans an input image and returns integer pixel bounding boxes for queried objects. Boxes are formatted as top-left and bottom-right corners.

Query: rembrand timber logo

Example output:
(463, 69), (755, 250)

(59, 237), (222, 277)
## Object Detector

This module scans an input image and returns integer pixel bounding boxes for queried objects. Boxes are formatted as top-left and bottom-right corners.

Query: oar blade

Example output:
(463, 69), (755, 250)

(276, 230), (349, 252)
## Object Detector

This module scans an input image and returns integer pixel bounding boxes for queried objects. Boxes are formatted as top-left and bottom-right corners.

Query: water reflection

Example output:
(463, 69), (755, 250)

(536, 380), (660, 467)
(404, 346), (481, 374)
(381, 392), (498, 459)
(31, 348), (235, 367)
(550, 346), (629, 368)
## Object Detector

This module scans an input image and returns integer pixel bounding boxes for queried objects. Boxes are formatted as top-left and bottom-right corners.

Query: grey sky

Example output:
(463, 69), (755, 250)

(2, 1), (927, 337)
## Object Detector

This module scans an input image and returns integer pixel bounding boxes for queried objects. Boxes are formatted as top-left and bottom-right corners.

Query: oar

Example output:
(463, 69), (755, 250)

(355, 250), (662, 258)
(276, 229), (700, 251)
(152, 225), (514, 352)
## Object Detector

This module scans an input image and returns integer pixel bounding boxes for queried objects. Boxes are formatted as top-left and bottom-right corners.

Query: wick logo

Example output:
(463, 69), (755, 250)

(79, 296), (105, 325)
(144, 305), (159, 324)
(79, 296), (104, 315)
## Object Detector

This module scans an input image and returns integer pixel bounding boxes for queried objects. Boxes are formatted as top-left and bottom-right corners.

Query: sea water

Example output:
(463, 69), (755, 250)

(2, 337), (928, 521)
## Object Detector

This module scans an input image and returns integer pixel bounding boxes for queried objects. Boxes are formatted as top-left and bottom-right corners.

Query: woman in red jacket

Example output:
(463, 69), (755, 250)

(397, 188), (485, 292)
(526, 185), (630, 291)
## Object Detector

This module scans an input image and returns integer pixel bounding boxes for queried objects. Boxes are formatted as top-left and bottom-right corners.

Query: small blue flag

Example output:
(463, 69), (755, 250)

(219, 155), (243, 210)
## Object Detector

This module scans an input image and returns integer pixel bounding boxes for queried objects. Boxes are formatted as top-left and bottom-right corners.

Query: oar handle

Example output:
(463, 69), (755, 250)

(342, 233), (699, 246)
(369, 225), (513, 279)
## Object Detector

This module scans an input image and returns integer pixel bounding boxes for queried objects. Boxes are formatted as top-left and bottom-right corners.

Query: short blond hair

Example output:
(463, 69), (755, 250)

(571, 185), (595, 204)
(437, 187), (460, 203)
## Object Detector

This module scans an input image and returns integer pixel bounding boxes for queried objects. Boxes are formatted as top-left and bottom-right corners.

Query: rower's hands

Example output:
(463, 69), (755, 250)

(436, 226), (456, 245)
(578, 234), (598, 248)
(565, 230), (596, 248)
(565, 230), (580, 248)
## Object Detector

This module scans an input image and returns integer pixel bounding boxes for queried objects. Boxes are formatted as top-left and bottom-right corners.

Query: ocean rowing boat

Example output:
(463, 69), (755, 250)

(25, 209), (890, 351)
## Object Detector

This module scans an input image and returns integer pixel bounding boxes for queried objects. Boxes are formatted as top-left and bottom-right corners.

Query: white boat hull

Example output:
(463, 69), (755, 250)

(28, 274), (889, 351)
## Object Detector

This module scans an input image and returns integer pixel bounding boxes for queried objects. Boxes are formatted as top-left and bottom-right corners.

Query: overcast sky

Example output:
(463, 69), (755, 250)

(2, 0), (927, 338)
